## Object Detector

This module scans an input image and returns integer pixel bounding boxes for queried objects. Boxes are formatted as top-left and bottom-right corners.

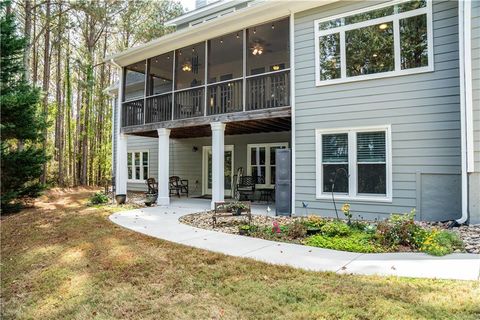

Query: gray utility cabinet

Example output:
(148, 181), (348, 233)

(275, 148), (292, 216)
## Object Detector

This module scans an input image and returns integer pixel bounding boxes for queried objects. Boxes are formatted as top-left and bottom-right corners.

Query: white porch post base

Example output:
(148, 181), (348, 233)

(157, 128), (171, 206)
(211, 122), (226, 209)
(115, 133), (128, 196)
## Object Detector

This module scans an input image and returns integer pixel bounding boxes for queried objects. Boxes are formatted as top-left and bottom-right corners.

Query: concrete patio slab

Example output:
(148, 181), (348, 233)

(109, 201), (480, 281)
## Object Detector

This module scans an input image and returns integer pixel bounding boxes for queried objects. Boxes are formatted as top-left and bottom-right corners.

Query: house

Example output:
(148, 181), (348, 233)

(106, 0), (480, 224)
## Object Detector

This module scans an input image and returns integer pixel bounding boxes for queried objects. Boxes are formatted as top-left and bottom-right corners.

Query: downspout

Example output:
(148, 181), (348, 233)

(457, 1), (469, 225)
(289, 11), (296, 215)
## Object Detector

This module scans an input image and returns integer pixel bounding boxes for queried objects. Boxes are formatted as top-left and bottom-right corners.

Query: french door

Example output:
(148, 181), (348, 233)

(202, 145), (234, 197)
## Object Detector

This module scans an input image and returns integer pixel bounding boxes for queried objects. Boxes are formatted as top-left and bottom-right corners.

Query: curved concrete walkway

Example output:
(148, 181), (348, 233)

(110, 200), (480, 281)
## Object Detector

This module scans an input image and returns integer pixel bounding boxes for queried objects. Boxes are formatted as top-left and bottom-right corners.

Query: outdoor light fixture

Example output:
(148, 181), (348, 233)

(236, 32), (240, 39)
(182, 61), (192, 72)
(251, 43), (263, 55)
(271, 23), (274, 29)
(272, 65), (280, 71)
(379, 23), (388, 30)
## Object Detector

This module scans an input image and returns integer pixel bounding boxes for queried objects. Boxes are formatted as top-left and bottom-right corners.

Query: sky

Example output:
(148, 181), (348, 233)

(180, 0), (196, 12)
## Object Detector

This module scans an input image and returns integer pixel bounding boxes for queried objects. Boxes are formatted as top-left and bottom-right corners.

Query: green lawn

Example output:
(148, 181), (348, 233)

(1, 188), (479, 320)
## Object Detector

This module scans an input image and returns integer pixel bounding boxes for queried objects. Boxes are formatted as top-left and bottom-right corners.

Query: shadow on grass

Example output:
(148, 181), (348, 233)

(1, 188), (479, 320)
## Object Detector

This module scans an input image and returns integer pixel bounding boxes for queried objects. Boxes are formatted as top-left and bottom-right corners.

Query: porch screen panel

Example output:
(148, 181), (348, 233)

(246, 18), (290, 76)
(147, 52), (173, 95)
(124, 61), (146, 101)
(175, 42), (205, 90)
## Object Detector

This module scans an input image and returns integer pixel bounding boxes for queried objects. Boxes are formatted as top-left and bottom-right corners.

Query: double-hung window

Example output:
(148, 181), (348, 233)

(247, 143), (288, 187)
(127, 151), (149, 182)
(314, 0), (433, 86)
(316, 126), (391, 201)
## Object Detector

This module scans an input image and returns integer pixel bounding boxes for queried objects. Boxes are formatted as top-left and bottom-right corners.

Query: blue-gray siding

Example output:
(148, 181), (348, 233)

(294, 0), (462, 221)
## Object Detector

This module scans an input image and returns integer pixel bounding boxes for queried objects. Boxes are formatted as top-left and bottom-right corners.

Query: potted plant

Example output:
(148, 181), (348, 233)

(115, 194), (127, 205)
(227, 201), (248, 216)
(145, 192), (158, 206)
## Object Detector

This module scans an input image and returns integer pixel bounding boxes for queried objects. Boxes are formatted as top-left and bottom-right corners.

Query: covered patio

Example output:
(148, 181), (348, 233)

(120, 116), (291, 210)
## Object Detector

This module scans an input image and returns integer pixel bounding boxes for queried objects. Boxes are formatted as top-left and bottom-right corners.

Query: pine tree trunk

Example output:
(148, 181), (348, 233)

(41, 0), (51, 184)
(55, 3), (64, 186)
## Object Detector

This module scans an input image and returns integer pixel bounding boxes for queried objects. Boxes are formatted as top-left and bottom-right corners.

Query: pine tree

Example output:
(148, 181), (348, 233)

(1, 1), (47, 213)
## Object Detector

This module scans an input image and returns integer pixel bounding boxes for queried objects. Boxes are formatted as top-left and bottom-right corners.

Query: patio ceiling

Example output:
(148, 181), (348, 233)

(128, 116), (291, 139)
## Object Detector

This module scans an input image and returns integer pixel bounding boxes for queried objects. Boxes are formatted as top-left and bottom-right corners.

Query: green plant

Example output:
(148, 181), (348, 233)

(89, 192), (109, 205)
(419, 229), (463, 256)
(375, 209), (421, 248)
(286, 221), (307, 239)
(226, 201), (248, 211)
(320, 221), (351, 237)
(305, 232), (384, 253)
(303, 215), (327, 229)
(238, 224), (257, 235)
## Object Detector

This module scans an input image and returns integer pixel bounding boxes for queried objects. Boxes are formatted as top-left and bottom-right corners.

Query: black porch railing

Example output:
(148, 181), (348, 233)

(246, 70), (290, 111)
(121, 70), (290, 127)
(207, 79), (243, 115)
(174, 87), (205, 120)
(145, 93), (172, 123)
(122, 98), (144, 127)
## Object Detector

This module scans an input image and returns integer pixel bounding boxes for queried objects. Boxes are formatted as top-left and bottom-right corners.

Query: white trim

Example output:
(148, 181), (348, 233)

(202, 145), (235, 196)
(464, 0), (474, 173)
(457, 1), (469, 224)
(289, 11), (296, 214)
(314, 0), (434, 87)
(246, 142), (289, 188)
(315, 125), (392, 203)
(127, 150), (150, 183)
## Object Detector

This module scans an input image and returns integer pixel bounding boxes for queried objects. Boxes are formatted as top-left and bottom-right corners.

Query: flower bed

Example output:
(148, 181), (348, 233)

(180, 208), (475, 256)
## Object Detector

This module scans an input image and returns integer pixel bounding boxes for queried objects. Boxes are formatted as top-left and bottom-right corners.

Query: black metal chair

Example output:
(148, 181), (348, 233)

(236, 176), (256, 201)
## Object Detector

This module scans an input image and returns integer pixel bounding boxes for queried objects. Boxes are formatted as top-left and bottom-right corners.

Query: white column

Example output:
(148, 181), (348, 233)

(115, 65), (127, 196)
(115, 133), (128, 195)
(157, 128), (171, 206)
(211, 122), (225, 209)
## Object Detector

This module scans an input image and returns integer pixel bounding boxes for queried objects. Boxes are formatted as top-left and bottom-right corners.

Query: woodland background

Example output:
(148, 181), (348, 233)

(9, 0), (183, 187)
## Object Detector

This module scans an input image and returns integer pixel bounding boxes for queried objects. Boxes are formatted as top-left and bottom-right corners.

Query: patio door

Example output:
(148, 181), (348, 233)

(202, 145), (234, 197)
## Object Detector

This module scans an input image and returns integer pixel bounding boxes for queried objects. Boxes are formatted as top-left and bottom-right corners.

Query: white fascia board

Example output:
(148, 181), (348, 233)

(105, 0), (337, 67)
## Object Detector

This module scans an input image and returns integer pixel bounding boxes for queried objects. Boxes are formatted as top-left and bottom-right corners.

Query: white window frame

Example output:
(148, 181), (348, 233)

(247, 142), (289, 188)
(315, 125), (392, 202)
(314, 0), (434, 87)
(127, 150), (149, 183)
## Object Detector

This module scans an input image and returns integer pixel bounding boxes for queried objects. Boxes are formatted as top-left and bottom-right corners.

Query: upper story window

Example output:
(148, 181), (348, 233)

(123, 61), (146, 101)
(246, 18), (290, 76)
(314, 0), (433, 86)
(175, 42), (206, 90)
(147, 52), (173, 96)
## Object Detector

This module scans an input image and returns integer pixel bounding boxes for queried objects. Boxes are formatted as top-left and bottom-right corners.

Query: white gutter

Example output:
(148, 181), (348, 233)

(457, 1), (469, 225)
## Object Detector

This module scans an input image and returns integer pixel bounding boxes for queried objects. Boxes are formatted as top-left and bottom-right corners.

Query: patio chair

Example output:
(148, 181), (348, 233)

(146, 177), (158, 194)
(169, 176), (189, 197)
(236, 176), (256, 201)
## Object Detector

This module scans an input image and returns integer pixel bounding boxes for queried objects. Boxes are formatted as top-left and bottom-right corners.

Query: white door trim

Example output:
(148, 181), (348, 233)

(202, 145), (234, 196)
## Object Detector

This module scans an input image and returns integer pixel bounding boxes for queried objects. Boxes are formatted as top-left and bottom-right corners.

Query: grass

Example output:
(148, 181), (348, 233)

(1, 188), (479, 320)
